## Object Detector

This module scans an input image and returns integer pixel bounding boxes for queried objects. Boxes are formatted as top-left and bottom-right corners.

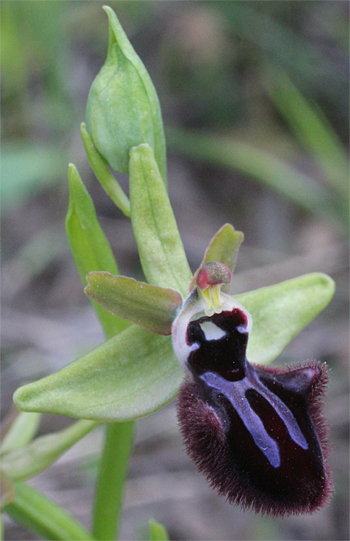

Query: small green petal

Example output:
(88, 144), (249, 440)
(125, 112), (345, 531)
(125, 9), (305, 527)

(129, 144), (192, 298)
(85, 272), (182, 335)
(190, 223), (243, 292)
(13, 326), (183, 422)
(237, 272), (335, 365)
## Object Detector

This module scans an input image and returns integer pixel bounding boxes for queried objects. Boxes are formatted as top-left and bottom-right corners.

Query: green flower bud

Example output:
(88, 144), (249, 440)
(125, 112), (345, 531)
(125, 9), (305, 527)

(86, 6), (166, 182)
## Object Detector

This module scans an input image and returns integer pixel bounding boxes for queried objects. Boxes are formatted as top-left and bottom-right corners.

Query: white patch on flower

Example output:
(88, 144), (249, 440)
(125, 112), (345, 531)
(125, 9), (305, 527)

(171, 288), (252, 373)
(200, 321), (226, 341)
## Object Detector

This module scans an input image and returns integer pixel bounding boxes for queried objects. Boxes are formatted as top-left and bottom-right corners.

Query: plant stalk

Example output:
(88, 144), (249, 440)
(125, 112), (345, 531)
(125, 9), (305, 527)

(92, 421), (134, 540)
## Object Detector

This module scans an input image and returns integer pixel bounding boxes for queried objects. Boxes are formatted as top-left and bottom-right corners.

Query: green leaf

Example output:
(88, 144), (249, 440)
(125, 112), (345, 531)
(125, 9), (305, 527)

(190, 223), (244, 292)
(1, 412), (41, 455)
(0, 509), (3, 538)
(4, 482), (94, 540)
(1, 143), (64, 214)
(237, 273), (335, 365)
(266, 69), (349, 200)
(166, 127), (344, 232)
(1, 420), (98, 482)
(0, 470), (15, 508)
(13, 325), (183, 422)
(66, 163), (128, 338)
(86, 6), (166, 183)
(13, 274), (334, 422)
(149, 519), (170, 541)
(85, 272), (182, 335)
(129, 144), (192, 298)
(80, 122), (130, 217)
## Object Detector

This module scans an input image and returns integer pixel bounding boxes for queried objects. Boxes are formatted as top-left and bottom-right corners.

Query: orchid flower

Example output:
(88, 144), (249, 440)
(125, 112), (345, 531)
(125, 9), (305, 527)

(173, 262), (332, 516)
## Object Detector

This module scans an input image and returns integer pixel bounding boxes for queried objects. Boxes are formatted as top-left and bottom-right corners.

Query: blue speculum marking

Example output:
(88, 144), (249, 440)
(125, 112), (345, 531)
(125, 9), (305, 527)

(245, 363), (308, 450)
(187, 311), (309, 467)
(202, 371), (281, 467)
(202, 367), (308, 468)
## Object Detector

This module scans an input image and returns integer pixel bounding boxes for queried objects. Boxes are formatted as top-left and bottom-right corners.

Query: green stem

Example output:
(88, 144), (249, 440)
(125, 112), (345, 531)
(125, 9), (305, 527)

(92, 421), (134, 540)
(4, 482), (94, 540)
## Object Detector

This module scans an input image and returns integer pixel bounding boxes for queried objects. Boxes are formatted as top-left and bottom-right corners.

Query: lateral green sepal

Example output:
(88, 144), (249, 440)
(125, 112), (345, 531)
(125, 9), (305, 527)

(237, 272), (335, 365)
(85, 272), (182, 335)
(13, 325), (183, 422)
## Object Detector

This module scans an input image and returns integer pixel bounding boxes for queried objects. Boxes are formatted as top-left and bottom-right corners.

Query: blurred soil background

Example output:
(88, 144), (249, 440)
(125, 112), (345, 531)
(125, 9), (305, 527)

(1, 1), (349, 540)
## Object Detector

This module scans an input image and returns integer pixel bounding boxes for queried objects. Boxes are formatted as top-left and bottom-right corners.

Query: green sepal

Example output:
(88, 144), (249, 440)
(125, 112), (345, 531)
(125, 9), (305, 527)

(1, 412), (41, 455)
(1, 420), (98, 482)
(66, 163), (129, 338)
(86, 6), (166, 183)
(149, 519), (170, 541)
(13, 325), (183, 422)
(85, 272), (182, 335)
(237, 272), (335, 365)
(3, 482), (95, 540)
(129, 144), (192, 298)
(190, 223), (244, 292)
(80, 122), (130, 217)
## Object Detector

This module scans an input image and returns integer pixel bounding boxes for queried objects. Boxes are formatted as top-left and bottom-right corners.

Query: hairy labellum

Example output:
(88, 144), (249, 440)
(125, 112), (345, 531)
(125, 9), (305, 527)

(172, 277), (332, 516)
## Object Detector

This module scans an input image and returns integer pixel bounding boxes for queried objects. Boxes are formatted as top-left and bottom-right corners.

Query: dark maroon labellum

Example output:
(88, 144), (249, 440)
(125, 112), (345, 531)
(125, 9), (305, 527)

(177, 310), (332, 515)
